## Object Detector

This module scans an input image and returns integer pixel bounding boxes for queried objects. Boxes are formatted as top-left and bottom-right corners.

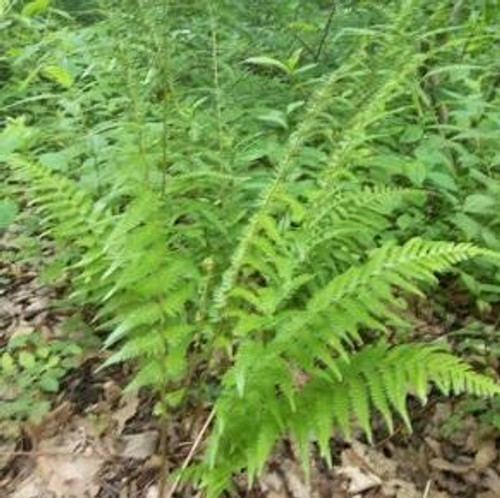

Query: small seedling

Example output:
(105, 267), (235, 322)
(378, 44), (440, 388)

(0, 332), (82, 435)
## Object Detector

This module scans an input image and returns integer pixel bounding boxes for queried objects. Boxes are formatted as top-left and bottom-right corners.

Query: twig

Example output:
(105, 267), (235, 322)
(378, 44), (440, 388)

(208, 1), (224, 156)
(314, 1), (336, 61)
(164, 409), (215, 498)
(157, 401), (170, 498)
(422, 479), (432, 498)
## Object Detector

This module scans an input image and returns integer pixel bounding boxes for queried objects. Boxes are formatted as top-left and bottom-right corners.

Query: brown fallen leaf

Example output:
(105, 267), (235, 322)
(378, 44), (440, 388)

(280, 459), (310, 498)
(8, 319), (34, 340)
(23, 401), (73, 447)
(0, 297), (19, 318)
(11, 474), (47, 498)
(260, 471), (286, 494)
(24, 297), (49, 318)
(112, 393), (140, 434)
(344, 441), (397, 479)
(12, 288), (34, 304)
(146, 485), (159, 498)
(474, 439), (497, 470)
(12, 425), (102, 498)
(428, 491), (450, 498)
(145, 483), (175, 498)
(32, 311), (49, 327)
(447, 415), (478, 448)
(103, 380), (121, 406)
(482, 468), (500, 493)
(424, 437), (442, 458)
(36, 450), (101, 497)
(337, 465), (381, 494)
(429, 458), (472, 474)
(476, 493), (500, 498)
(381, 478), (420, 498)
(0, 438), (16, 470)
(336, 442), (400, 495)
(119, 431), (158, 459)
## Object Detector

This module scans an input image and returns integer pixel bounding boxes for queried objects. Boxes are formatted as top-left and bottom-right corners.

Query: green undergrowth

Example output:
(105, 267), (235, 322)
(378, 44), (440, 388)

(1, 0), (499, 495)
(0, 331), (83, 436)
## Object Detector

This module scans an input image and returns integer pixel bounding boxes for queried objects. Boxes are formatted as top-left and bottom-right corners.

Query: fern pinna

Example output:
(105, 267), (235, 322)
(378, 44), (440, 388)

(2, 0), (499, 496)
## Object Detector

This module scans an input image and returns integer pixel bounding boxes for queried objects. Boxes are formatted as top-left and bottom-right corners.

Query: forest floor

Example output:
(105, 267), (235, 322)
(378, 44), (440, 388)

(1, 227), (499, 498)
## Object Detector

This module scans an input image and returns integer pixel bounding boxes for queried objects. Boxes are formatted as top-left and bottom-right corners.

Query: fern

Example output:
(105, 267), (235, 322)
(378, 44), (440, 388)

(193, 228), (499, 495)
(204, 339), (498, 495)
(210, 0), (444, 316)
(6, 156), (112, 258)
(2, 1), (499, 497)
(6, 154), (199, 393)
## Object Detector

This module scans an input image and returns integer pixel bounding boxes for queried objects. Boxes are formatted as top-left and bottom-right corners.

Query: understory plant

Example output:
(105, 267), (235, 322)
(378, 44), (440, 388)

(1, 0), (499, 496)
(0, 332), (82, 436)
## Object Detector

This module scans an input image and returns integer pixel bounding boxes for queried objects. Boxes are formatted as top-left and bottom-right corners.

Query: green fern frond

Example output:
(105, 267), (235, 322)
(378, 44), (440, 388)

(212, 0), (432, 320)
(7, 155), (199, 396)
(307, 186), (423, 230)
(202, 236), (497, 494)
(102, 332), (165, 367)
(307, 238), (483, 315)
(210, 10), (422, 317)
(262, 238), (486, 374)
(204, 341), (498, 496)
(8, 157), (113, 250)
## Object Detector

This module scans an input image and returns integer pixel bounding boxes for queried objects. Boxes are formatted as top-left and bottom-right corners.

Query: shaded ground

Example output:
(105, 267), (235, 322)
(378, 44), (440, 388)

(1, 228), (498, 498)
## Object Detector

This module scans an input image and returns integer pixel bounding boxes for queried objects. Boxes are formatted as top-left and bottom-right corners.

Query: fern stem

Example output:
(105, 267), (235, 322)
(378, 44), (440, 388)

(158, 403), (169, 498)
(210, 65), (356, 318)
(211, 1), (427, 318)
(157, 312), (171, 498)
(208, 1), (224, 157)
(159, 0), (171, 197)
(314, 1), (336, 61)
